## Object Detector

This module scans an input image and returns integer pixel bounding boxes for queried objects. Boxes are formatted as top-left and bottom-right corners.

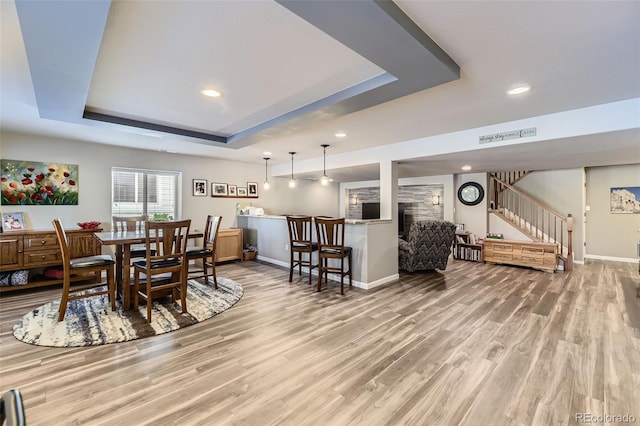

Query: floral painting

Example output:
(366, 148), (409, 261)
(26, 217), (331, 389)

(1, 159), (79, 205)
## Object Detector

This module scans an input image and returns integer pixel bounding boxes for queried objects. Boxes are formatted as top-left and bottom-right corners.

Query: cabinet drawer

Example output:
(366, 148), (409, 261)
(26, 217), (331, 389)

(521, 255), (544, 265)
(492, 244), (513, 253)
(24, 235), (58, 251)
(491, 252), (513, 261)
(522, 246), (544, 255)
(24, 251), (61, 267)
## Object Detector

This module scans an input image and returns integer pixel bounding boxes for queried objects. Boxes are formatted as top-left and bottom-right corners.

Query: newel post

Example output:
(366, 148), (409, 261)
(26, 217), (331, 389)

(565, 213), (573, 271)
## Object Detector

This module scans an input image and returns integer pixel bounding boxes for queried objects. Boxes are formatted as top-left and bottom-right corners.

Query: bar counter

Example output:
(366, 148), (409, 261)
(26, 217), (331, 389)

(236, 215), (399, 289)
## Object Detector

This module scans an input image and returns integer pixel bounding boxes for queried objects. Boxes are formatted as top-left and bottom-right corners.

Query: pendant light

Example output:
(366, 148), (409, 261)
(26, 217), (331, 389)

(320, 144), (330, 186)
(263, 157), (270, 190)
(288, 152), (296, 188)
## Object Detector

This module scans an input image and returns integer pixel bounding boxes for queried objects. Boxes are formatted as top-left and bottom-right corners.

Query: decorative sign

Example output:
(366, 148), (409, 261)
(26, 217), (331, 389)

(479, 127), (537, 144)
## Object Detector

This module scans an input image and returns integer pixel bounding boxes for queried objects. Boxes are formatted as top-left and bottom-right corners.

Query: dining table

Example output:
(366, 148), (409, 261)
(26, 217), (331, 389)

(94, 229), (203, 310)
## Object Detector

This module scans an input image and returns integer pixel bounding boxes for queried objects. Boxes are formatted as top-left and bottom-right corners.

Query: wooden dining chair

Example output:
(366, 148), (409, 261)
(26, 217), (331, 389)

(133, 219), (191, 322)
(286, 215), (318, 285)
(112, 215), (150, 258)
(52, 218), (116, 321)
(314, 216), (352, 295)
(187, 215), (222, 288)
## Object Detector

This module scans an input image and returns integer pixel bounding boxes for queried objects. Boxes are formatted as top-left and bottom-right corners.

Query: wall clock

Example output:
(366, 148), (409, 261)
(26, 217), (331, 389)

(457, 182), (484, 206)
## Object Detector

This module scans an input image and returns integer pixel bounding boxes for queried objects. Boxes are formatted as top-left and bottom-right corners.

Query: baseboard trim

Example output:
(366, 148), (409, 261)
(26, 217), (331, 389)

(356, 274), (400, 290)
(584, 254), (638, 264)
(255, 255), (399, 290)
(255, 255), (289, 269)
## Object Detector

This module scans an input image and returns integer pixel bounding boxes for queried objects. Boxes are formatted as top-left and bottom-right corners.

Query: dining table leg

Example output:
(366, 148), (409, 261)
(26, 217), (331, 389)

(122, 244), (132, 310)
(115, 245), (124, 303)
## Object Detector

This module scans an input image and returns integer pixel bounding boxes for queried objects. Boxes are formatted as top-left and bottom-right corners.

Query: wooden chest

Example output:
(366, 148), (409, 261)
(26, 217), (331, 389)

(483, 239), (557, 273)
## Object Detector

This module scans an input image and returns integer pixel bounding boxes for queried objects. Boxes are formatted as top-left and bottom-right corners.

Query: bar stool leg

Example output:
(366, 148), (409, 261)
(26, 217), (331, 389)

(289, 250), (294, 282)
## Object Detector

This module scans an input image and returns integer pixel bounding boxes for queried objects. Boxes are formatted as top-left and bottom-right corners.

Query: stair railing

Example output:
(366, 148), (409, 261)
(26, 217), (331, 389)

(489, 174), (573, 271)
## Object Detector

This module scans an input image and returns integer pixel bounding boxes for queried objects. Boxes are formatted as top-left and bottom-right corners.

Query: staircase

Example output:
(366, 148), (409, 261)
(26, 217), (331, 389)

(489, 173), (574, 271)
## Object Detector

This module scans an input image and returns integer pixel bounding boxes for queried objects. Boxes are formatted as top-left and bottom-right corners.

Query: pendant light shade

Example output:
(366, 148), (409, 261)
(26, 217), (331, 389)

(288, 152), (296, 188)
(320, 144), (330, 186)
(263, 157), (270, 190)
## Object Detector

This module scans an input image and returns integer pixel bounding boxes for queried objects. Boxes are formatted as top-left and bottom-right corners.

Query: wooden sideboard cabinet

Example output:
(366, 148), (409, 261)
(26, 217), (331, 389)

(215, 228), (243, 263)
(0, 228), (103, 292)
(483, 239), (557, 273)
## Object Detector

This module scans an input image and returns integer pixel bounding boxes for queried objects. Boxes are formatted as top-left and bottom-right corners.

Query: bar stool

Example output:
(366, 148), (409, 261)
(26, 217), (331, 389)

(286, 215), (318, 285)
(314, 216), (352, 295)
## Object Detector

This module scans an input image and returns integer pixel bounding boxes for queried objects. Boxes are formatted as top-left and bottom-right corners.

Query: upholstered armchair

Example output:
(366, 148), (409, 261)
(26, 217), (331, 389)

(398, 220), (456, 272)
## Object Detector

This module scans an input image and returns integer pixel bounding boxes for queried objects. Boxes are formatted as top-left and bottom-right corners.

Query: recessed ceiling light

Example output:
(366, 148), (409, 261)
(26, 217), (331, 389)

(461, 165), (472, 171)
(335, 132), (347, 138)
(507, 85), (531, 95)
(201, 88), (222, 98)
(263, 151), (272, 156)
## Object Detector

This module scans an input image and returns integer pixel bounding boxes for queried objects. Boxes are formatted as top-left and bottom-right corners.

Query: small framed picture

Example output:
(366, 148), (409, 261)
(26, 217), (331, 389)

(247, 182), (258, 198)
(237, 187), (248, 197)
(228, 185), (237, 197)
(212, 183), (228, 197)
(3, 212), (25, 231)
(192, 179), (207, 196)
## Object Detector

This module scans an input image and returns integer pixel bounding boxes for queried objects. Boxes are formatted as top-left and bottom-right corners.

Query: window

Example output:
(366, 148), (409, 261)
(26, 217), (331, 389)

(111, 167), (181, 219)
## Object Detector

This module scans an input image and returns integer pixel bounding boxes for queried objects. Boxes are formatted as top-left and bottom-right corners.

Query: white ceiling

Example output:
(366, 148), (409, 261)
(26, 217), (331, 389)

(1, 0), (639, 181)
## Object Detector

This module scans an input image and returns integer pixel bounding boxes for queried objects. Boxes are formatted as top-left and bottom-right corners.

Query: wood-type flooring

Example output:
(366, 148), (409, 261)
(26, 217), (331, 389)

(0, 259), (638, 425)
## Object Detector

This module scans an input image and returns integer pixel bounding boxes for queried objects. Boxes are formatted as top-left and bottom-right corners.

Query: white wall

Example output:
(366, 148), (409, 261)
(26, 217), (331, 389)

(454, 173), (488, 237)
(585, 164), (640, 261)
(514, 168), (585, 261)
(261, 177), (339, 217)
(0, 131), (339, 232)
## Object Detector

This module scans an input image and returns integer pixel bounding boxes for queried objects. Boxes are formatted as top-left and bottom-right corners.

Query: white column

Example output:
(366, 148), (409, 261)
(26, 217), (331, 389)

(377, 160), (399, 281)
(379, 160), (398, 221)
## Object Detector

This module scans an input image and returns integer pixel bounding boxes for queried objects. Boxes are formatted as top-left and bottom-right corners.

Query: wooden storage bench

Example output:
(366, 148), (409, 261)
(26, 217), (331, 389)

(483, 238), (558, 273)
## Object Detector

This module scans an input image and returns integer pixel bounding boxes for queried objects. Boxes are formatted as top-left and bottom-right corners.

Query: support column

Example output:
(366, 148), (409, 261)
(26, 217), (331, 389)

(379, 160), (398, 222)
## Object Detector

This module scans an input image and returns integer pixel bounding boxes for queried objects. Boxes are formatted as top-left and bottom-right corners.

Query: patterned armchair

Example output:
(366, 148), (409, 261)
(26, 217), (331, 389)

(398, 220), (456, 272)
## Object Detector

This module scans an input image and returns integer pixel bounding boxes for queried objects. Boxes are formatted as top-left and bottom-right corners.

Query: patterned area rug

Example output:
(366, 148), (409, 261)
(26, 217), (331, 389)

(13, 278), (243, 347)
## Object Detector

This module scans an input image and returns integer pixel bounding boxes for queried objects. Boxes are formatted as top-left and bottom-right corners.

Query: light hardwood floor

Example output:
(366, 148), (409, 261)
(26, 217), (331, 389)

(1, 259), (639, 425)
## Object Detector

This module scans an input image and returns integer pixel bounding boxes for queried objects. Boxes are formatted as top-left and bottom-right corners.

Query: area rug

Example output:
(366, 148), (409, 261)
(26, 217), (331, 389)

(12, 278), (243, 347)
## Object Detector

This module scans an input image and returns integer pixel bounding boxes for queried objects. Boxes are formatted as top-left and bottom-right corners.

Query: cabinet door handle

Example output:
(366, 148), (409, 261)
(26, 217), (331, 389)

(41, 240), (46, 244)
(41, 255), (46, 259)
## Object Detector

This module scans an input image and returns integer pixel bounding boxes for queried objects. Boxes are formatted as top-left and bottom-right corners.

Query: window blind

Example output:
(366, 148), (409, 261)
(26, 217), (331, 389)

(111, 167), (180, 219)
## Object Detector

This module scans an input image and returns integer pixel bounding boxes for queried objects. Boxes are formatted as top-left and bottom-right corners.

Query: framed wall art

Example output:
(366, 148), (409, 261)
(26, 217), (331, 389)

(1, 159), (79, 205)
(237, 187), (248, 197)
(193, 179), (207, 196)
(610, 186), (640, 213)
(247, 182), (258, 198)
(212, 183), (228, 197)
(228, 185), (237, 197)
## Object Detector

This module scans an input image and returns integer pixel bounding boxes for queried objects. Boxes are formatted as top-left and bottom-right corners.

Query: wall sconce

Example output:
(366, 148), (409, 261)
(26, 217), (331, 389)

(432, 195), (440, 205)
(288, 152), (296, 188)
(263, 157), (270, 190)
(351, 194), (358, 205)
